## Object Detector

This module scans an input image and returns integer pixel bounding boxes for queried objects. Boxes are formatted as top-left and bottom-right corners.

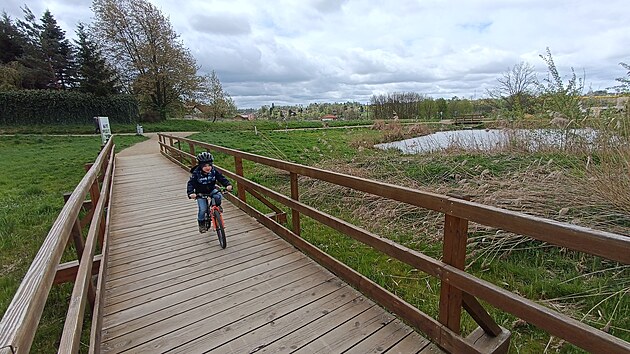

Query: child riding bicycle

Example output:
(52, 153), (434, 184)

(187, 152), (233, 233)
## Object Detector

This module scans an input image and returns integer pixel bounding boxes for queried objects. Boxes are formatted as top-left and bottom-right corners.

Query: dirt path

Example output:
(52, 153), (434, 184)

(116, 132), (196, 157)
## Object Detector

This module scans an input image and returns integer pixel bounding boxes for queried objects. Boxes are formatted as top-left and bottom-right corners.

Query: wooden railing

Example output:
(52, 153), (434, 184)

(159, 133), (630, 354)
(0, 138), (115, 354)
(454, 114), (485, 125)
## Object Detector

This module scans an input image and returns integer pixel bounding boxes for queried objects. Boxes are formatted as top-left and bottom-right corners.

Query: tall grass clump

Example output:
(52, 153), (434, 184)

(584, 104), (630, 215)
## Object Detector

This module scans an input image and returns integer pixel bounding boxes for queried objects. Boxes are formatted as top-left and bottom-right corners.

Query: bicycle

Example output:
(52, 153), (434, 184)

(197, 189), (228, 249)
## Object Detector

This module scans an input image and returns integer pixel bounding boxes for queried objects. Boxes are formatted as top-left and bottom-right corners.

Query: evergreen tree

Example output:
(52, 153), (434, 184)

(39, 10), (76, 89)
(15, 6), (53, 89)
(0, 13), (25, 64)
(75, 23), (119, 95)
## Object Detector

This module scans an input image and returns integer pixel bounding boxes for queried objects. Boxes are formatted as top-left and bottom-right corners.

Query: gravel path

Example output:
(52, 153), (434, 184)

(116, 132), (196, 157)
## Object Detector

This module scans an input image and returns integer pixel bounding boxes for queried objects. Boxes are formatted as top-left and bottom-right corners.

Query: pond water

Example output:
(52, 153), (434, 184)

(375, 128), (600, 154)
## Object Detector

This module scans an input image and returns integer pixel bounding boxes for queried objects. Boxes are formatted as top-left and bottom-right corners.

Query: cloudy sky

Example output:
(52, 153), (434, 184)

(3, 0), (630, 108)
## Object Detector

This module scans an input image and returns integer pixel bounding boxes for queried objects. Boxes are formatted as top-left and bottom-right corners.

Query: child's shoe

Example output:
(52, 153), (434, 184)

(198, 220), (207, 233)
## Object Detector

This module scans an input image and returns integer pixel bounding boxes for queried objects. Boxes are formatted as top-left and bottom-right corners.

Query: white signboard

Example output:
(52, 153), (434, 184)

(96, 116), (111, 145)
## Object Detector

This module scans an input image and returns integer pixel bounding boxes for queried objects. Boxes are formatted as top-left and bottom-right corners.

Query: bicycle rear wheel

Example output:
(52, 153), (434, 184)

(213, 209), (227, 249)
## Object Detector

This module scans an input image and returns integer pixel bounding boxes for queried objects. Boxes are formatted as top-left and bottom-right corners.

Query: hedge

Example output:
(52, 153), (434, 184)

(0, 90), (139, 125)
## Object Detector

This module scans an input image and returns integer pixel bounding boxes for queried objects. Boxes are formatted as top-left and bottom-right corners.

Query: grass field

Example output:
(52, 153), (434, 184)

(1, 121), (628, 353)
(0, 118), (378, 135)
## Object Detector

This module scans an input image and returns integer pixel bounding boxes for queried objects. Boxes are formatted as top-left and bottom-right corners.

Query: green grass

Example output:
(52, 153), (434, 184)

(0, 134), (147, 352)
(0, 118), (377, 135)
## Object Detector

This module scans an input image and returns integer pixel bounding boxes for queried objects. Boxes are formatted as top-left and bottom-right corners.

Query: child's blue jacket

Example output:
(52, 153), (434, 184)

(187, 165), (231, 196)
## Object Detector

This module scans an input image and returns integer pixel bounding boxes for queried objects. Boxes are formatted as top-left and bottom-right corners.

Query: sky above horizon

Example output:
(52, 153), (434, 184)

(3, 0), (630, 109)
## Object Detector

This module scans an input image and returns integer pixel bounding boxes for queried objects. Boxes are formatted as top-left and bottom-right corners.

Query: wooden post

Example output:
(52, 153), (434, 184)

(235, 157), (246, 202)
(189, 142), (196, 166)
(62, 195), (97, 310)
(290, 172), (300, 236)
(439, 197), (470, 334)
(84, 164), (100, 208)
(85, 164), (105, 248)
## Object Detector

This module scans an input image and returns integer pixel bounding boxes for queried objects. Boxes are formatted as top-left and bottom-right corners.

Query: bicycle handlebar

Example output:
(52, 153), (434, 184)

(194, 187), (231, 199)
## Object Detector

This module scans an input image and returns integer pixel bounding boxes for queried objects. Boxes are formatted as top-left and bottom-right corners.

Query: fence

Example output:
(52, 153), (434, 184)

(0, 138), (115, 354)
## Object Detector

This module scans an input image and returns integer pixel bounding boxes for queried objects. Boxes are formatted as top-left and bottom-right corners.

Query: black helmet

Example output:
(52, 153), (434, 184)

(197, 151), (213, 164)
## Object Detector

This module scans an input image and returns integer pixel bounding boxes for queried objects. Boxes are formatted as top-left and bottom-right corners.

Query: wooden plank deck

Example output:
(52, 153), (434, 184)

(100, 137), (439, 353)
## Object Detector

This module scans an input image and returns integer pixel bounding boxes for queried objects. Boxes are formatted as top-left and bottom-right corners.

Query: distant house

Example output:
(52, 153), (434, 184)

(321, 114), (337, 121)
(235, 113), (256, 121)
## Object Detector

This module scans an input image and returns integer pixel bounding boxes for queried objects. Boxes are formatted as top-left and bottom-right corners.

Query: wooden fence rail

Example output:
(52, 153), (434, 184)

(0, 139), (115, 354)
(159, 133), (630, 354)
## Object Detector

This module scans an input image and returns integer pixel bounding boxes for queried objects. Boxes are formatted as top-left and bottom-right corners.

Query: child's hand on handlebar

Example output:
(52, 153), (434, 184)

(189, 193), (197, 199)
(226, 185), (233, 192)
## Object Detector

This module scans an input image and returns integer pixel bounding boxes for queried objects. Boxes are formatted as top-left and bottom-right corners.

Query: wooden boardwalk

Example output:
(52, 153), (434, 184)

(99, 138), (438, 353)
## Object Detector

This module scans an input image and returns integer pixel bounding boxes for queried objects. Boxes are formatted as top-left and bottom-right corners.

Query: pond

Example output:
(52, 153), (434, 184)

(375, 128), (600, 154)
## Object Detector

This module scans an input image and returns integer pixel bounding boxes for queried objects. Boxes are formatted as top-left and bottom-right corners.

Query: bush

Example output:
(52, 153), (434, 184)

(0, 90), (139, 125)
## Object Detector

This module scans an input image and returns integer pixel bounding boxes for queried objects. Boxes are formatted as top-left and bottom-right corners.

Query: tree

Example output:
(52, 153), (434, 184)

(418, 97), (436, 120)
(538, 47), (585, 121)
(39, 10), (76, 89)
(487, 61), (537, 117)
(14, 7), (55, 89)
(92, 0), (202, 119)
(202, 70), (236, 122)
(0, 13), (25, 64)
(612, 61), (630, 93)
(436, 98), (448, 118)
(74, 22), (119, 95)
(0, 13), (27, 91)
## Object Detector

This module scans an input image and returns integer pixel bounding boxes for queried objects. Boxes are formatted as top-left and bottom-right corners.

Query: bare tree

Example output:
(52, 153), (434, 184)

(487, 61), (537, 117)
(91, 0), (202, 119)
(202, 70), (236, 122)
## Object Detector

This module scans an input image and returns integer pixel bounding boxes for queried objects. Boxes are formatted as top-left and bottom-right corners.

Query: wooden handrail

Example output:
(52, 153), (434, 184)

(58, 144), (115, 352)
(89, 154), (116, 353)
(160, 134), (629, 264)
(159, 133), (630, 353)
(0, 139), (114, 354)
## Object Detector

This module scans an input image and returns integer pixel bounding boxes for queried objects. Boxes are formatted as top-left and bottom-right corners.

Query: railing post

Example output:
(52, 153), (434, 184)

(189, 142), (196, 166)
(235, 157), (246, 202)
(84, 164), (100, 208)
(80, 166), (101, 310)
(290, 172), (300, 236)
(85, 164), (105, 246)
(439, 196), (470, 335)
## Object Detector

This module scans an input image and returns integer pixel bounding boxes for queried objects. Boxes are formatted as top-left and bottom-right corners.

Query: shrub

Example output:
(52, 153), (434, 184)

(0, 90), (139, 125)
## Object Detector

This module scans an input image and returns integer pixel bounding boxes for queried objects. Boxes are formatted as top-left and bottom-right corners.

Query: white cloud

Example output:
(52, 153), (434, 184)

(3, 0), (630, 108)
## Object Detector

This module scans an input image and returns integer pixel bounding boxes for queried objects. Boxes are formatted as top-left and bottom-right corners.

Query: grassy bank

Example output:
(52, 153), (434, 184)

(0, 134), (147, 351)
(188, 124), (629, 353)
(0, 118), (379, 135)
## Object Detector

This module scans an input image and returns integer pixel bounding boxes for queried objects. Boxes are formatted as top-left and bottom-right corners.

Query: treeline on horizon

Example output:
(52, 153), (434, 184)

(254, 52), (630, 122)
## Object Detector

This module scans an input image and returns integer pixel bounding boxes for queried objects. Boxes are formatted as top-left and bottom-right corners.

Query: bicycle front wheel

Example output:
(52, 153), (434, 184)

(213, 209), (227, 249)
